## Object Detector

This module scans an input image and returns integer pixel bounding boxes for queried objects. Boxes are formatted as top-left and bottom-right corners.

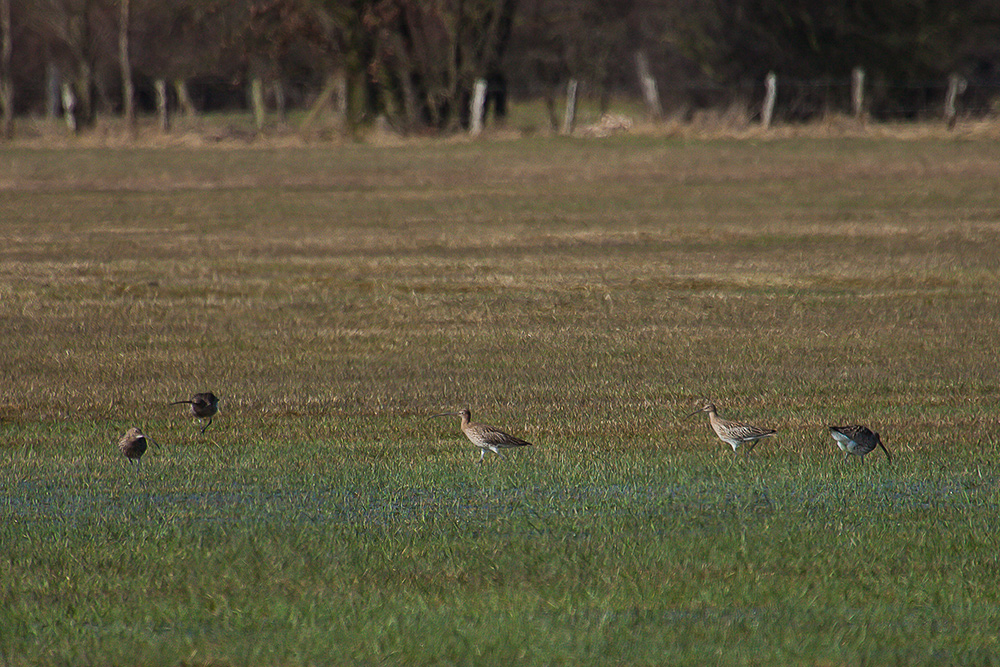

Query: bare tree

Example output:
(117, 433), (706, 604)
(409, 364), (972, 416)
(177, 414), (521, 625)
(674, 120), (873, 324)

(28, 0), (118, 129)
(364, 0), (518, 133)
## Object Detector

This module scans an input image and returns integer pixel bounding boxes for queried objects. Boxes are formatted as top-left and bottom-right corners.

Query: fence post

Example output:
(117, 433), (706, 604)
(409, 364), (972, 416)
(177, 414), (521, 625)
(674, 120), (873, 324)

(250, 77), (265, 130)
(851, 67), (865, 119)
(61, 82), (76, 133)
(334, 69), (347, 119)
(154, 79), (169, 132)
(272, 81), (286, 123)
(762, 72), (777, 128)
(944, 74), (967, 129)
(562, 78), (578, 135)
(470, 78), (487, 136)
(634, 51), (662, 119)
(175, 79), (196, 118)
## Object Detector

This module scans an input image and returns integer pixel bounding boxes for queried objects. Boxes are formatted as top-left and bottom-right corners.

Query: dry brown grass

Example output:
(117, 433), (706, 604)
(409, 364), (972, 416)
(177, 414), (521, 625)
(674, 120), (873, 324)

(1, 132), (999, 459)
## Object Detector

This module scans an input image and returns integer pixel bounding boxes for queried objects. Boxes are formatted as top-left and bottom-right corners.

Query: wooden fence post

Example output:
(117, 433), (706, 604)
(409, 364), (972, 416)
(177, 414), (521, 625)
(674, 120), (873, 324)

(944, 74), (967, 129)
(762, 72), (777, 128)
(562, 78), (578, 135)
(250, 77), (265, 131)
(61, 82), (76, 133)
(174, 80), (196, 118)
(155, 79), (169, 132)
(470, 78), (487, 136)
(851, 67), (865, 119)
(272, 81), (286, 123)
(634, 51), (662, 119)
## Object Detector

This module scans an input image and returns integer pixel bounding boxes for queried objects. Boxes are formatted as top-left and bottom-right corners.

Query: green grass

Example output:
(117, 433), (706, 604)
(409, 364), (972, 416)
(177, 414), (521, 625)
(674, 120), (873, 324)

(2, 135), (1000, 665)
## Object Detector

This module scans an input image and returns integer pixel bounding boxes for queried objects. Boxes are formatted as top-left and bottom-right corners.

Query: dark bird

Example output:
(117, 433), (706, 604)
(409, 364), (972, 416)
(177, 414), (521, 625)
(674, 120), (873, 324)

(118, 427), (149, 472)
(828, 425), (892, 464)
(432, 408), (533, 463)
(171, 392), (219, 433)
(685, 402), (777, 455)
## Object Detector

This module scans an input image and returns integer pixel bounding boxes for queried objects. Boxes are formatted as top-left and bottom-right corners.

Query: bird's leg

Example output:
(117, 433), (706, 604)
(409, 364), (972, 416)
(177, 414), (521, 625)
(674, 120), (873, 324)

(478, 449), (486, 464)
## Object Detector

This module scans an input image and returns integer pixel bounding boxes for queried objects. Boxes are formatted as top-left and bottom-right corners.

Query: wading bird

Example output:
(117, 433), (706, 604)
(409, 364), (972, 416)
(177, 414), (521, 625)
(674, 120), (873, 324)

(685, 402), (776, 455)
(171, 392), (219, 433)
(432, 408), (533, 463)
(118, 427), (150, 472)
(828, 424), (892, 464)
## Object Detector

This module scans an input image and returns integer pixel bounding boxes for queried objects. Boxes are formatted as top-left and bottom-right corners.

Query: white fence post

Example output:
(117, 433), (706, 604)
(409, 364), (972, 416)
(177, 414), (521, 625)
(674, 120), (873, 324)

(634, 51), (662, 119)
(944, 74), (967, 129)
(851, 67), (865, 119)
(762, 72), (777, 128)
(470, 78), (487, 136)
(60, 82), (76, 133)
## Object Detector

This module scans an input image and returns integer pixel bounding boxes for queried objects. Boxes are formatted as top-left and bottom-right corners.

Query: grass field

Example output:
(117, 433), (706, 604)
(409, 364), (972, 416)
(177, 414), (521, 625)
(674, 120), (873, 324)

(2, 132), (1000, 665)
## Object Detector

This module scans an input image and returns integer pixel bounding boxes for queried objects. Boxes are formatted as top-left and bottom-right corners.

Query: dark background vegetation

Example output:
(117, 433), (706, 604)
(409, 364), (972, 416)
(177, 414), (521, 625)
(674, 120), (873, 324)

(3, 0), (1000, 135)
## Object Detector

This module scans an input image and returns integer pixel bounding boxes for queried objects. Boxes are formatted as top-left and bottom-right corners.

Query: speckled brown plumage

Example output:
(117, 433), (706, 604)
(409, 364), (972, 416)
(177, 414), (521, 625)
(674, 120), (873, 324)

(686, 403), (776, 454)
(433, 408), (533, 463)
(118, 427), (148, 470)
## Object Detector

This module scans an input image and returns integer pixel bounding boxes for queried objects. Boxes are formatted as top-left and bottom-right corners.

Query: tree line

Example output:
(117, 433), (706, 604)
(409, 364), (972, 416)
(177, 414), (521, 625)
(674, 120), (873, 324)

(2, 0), (1000, 138)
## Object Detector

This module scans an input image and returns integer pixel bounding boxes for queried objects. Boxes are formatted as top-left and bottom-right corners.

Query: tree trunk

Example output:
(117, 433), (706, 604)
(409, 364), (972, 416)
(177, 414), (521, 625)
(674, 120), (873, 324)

(118, 0), (135, 136)
(74, 62), (95, 128)
(544, 94), (558, 132)
(46, 62), (61, 120)
(67, 8), (95, 128)
(0, 0), (12, 139)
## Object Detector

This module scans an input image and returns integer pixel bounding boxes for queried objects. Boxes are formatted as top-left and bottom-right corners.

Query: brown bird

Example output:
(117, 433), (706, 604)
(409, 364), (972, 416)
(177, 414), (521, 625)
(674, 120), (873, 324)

(171, 392), (219, 433)
(685, 402), (777, 455)
(828, 425), (892, 464)
(432, 408), (533, 463)
(118, 427), (149, 472)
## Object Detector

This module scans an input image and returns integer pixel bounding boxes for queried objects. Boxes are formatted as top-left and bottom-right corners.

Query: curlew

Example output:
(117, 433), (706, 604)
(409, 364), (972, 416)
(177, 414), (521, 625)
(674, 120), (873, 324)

(432, 408), (533, 463)
(828, 425), (892, 464)
(118, 427), (150, 472)
(685, 402), (776, 455)
(171, 392), (219, 433)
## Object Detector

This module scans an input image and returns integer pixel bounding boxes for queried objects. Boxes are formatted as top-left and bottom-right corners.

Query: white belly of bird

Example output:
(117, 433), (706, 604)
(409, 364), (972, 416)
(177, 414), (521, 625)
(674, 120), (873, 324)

(831, 431), (858, 453)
